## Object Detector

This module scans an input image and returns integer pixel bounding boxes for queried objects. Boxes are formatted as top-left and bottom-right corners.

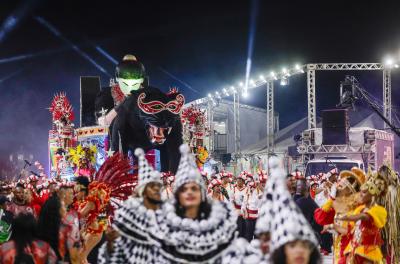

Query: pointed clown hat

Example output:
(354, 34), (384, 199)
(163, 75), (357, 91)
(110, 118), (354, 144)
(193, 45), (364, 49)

(173, 144), (206, 197)
(256, 156), (318, 252)
(134, 148), (162, 196)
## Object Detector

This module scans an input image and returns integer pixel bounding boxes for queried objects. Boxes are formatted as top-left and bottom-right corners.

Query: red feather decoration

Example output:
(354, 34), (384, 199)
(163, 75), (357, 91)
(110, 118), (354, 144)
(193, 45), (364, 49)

(49, 92), (74, 123)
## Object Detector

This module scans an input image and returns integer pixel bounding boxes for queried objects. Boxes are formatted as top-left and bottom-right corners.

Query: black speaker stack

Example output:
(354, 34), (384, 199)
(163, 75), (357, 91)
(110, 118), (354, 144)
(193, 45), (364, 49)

(322, 109), (349, 145)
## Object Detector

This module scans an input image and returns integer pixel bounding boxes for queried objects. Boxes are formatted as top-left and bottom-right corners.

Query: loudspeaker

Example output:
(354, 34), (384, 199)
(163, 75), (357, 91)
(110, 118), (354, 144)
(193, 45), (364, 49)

(322, 109), (349, 145)
(221, 153), (232, 165)
(80, 76), (101, 127)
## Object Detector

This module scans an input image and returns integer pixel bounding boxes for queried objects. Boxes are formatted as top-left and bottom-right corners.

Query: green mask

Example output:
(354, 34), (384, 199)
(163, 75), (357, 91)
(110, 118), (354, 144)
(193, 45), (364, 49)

(117, 77), (144, 95)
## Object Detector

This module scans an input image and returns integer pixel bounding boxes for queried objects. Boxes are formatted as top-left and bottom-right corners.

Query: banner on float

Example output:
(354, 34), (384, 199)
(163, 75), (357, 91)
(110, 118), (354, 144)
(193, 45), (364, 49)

(76, 126), (109, 171)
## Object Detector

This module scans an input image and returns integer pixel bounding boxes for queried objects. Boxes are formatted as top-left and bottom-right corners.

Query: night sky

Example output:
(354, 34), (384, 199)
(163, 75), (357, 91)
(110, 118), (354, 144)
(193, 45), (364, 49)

(0, 0), (400, 166)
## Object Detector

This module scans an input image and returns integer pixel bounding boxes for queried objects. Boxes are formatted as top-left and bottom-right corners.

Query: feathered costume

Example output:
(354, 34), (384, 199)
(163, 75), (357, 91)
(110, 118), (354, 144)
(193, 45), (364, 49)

(78, 153), (136, 262)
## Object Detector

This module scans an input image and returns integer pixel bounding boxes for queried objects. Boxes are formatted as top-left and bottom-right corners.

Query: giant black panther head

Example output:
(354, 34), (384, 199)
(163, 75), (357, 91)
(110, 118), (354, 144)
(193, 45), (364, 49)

(127, 87), (184, 146)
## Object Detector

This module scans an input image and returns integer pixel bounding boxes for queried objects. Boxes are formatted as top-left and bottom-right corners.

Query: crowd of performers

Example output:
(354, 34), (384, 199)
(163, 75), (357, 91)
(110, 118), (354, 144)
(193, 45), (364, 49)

(0, 145), (399, 264)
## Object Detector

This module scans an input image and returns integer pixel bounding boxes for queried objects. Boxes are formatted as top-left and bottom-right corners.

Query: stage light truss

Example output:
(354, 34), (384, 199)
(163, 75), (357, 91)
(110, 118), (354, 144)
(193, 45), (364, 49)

(206, 62), (392, 157)
(303, 144), (369, 154)
(306, 63), (391, 130)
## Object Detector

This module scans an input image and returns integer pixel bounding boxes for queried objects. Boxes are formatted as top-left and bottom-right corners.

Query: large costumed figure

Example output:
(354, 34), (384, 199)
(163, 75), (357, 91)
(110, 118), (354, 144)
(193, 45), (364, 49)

(95, 55), (184, 173)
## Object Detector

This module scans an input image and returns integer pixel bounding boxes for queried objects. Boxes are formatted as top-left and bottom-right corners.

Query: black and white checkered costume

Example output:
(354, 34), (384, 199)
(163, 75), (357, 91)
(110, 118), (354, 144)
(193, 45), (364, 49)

(256, 157), (318, 254)
(98, 147), (164, 264)
(99, 144), (238, 263)
(98, 197), (166, 264)
(222, 238), (270, 264)
(134, 148), (163, 196)
(149, 199), (238, 263)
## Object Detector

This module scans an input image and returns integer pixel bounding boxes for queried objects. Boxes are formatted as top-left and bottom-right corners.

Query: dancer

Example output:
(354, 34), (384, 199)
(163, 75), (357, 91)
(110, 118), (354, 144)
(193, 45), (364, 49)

(37, 194), (80, 263)
(78, 153), (136, 263)
(0, 213), (57, 263)
(242, 180), (263, 241)
(152, 144), (237, 263)
(315, 167), (365, 264)
(233, 172), (249, 238)
(340, 170), (388, 263)
(7, 183), (35, 217)
(99, 148), (163, 263)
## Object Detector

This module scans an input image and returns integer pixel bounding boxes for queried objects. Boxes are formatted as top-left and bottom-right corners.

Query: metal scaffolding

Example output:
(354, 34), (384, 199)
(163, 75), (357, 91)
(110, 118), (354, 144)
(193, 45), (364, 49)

(266, 81), (274, 151)
(383, 69), (392, 129)
(233, 91), (240, 157)
(305, 63), (390, 130)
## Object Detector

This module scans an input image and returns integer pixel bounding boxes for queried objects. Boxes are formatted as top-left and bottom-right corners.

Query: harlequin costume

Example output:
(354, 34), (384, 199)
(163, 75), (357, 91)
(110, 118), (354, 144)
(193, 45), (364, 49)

(98, 148), (164, 264)
(149, 145), (238, 263)
(314, 167), (366, 264)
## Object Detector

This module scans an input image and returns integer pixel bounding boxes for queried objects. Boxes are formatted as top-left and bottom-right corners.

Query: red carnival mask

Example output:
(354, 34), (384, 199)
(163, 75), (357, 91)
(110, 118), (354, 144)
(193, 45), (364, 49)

(137, 93), (185, 115)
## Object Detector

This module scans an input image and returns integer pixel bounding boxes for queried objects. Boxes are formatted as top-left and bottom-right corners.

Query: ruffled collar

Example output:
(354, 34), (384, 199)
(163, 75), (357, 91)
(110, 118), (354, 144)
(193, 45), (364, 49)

(222, 238), (270, 264)
(113, 197), (159, 243)
(151, 200), (238, 262)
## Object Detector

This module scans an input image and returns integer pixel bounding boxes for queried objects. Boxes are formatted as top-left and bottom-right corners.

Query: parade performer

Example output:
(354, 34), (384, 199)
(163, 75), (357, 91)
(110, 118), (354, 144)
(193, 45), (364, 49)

(242, 180), (263, 241)
(150, 144), (237, 263)
(0, 214), (58, 264)
(257, 169), (268, 188)
(58, 182), (82, 258)
(49, 92), (75, 150)
(339, 170), (388, 263)
(7, 183), (35, 217)
(194, 145), (208, 170)
(161, 171), (174, 201)
(0, 196), (12, 243)
(209, 178), (227, 202)
(77, 153), (136, 263)
(98, 147), (163, 263)
(37, 194), (81, 263)
(67, 144), (97, 179)
(233, 172), (249, 238)
(376, 165), (400, 263)
(315, 167), (365, 264)
(268, 157), (321, 264)
(221, 171), (234, 200)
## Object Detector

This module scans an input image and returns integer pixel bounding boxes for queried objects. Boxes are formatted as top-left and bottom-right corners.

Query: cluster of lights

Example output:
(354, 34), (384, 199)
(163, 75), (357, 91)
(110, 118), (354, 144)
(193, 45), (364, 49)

(207, 63), (305, 100)
(383, 56), (399, 68)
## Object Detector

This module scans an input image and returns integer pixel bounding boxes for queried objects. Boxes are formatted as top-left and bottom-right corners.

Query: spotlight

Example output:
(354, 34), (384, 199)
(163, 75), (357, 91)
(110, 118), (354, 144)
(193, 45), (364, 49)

(239, 82), (244, 87)
(270, 71), (277, 80)
(395, 64), (399, 69)
(295, 63), (304, 73)
(282, 67), (288, 74)
(250, 79), (255, 86)
(230, 86), (236, 93)
(280, 77), (289, 86)
(242, 92), (249, 98)
(384, 57), (394, 67)
(223, 88), (229, 96)
(208, 93), (212, 98)
(259, 74), (265, 81)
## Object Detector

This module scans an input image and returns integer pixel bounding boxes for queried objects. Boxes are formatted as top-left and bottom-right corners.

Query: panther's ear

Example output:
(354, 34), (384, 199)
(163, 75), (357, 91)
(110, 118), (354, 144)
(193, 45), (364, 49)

(166, 87), (180, 99)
